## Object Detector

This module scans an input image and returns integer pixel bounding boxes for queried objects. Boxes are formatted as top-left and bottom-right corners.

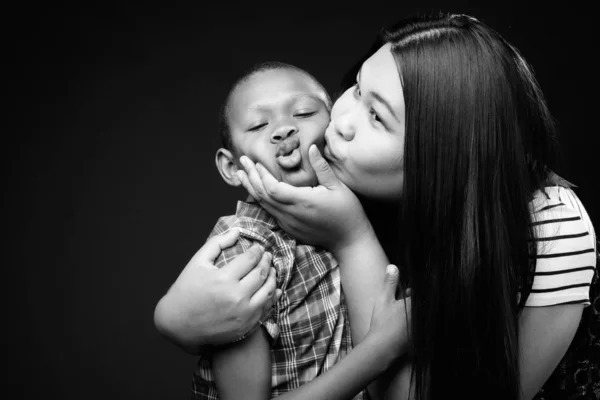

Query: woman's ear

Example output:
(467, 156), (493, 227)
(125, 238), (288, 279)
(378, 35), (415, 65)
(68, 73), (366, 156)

(215, 148), (242, 187)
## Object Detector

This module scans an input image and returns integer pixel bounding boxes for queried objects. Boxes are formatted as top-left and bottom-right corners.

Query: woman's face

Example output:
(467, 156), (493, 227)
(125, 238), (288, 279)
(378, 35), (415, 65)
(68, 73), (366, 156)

(324, 43), (406, 201)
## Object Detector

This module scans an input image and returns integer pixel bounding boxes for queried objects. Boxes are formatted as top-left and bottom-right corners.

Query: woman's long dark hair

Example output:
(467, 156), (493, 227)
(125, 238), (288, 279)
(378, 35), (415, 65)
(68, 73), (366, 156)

(347, 14), (560, 399)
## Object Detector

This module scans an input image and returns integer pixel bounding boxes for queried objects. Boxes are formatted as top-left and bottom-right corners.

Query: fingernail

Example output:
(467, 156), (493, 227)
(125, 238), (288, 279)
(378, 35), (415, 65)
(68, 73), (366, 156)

(387, 264), (398, 275)
(236, 170), (244, 181)
(251, 245), (264, 257)
(260, 267), (269, 279)
(239, 156), (248, 167)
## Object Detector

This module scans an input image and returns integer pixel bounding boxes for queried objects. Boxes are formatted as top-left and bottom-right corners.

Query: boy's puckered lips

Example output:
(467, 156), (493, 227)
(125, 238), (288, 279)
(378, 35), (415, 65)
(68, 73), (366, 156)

(276, 136), (302, 169)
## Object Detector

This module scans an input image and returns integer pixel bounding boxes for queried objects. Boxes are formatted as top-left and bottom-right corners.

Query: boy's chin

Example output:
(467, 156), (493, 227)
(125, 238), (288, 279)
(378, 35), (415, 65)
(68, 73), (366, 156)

(279, 170), (318, 188)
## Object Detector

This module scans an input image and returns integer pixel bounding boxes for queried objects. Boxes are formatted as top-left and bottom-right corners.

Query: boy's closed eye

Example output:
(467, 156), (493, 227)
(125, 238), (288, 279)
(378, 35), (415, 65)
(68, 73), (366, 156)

(247, 123), (267, 132)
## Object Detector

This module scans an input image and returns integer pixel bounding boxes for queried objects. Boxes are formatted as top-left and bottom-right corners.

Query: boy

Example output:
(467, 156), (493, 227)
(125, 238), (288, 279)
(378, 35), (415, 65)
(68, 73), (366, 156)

(192, 62), (364, 400)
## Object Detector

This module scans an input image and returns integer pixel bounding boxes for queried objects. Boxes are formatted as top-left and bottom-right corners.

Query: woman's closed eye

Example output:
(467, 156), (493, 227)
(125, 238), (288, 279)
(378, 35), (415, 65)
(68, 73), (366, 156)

(369, 108), (382, 124)
(354, 84), (384, 126)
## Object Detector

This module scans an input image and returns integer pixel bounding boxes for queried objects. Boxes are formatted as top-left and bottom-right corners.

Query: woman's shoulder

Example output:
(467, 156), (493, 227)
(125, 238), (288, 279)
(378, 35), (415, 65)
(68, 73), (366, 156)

(525, 186), (597, 307)
(530, 186), (596, 246)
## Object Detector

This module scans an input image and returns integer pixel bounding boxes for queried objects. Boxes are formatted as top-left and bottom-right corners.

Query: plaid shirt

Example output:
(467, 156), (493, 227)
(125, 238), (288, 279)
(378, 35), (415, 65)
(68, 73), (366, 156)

(192, 201), (366, 399)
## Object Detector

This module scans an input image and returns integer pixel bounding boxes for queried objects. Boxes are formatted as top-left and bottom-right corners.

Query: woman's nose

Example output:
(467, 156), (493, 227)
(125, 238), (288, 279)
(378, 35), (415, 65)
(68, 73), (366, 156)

(331, 94), (356, 141)
(271, 124), (298, 143)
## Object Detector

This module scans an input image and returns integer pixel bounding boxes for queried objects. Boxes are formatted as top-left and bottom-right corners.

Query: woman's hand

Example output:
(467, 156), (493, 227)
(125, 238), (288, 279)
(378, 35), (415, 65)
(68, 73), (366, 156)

(154, 229), (281, 354)
(236, 145), (372, 253)
(364, 265), (412, 368)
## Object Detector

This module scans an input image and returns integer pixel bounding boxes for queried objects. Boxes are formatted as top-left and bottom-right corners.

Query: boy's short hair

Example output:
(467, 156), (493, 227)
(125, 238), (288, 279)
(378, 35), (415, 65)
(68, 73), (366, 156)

(218, 61), (332, 151)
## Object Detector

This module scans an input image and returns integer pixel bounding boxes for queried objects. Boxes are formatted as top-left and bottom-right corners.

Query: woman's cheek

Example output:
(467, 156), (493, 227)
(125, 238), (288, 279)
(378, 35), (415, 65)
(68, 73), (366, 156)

(330, 88), (354, 119)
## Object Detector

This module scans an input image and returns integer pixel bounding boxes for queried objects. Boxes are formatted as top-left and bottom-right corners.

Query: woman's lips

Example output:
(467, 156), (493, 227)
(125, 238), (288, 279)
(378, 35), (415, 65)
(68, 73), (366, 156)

(323, 132), (339, 161)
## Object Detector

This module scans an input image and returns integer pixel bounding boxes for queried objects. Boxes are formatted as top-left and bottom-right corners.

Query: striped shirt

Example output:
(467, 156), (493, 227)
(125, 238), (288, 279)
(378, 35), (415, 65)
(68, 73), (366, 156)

(526, 186), (597, 307)
(192, 201), (365, 400)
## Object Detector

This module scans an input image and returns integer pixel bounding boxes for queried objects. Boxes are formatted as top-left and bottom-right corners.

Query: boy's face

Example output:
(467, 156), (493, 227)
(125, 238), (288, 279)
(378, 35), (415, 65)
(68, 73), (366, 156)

(226, 69), (330, 187)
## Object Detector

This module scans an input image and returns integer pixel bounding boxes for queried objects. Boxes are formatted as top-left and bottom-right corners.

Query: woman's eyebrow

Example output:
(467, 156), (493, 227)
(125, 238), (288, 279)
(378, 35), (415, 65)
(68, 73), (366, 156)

(358, 66), (400, 123)
(370, 91), (400, 123)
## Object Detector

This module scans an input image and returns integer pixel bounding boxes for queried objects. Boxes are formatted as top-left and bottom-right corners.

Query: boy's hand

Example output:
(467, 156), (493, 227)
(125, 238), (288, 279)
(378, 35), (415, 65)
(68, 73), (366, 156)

(154, 229), (281, 353)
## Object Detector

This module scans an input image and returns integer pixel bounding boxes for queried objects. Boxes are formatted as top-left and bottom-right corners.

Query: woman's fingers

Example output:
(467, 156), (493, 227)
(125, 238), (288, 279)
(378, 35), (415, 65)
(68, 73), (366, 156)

(220, 244), (265, 280)
(191, 228), (241, 265)
(237, 169), (260, 200)
(239, 156), (268, 201)
(239, 154), (332, 206)
(309, 145), (340, 189)
(255, 163), (298, 204)
(250, 266), (282, 320)
(383, 264), (400, 302)
(238, 251), (273, 295)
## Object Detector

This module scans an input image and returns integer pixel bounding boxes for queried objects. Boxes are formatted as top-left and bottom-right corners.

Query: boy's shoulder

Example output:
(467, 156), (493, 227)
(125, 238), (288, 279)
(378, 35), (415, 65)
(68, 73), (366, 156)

(208, 201), (290, 252)
(209, 200), (337, 267)
(210, 201), (277, 236)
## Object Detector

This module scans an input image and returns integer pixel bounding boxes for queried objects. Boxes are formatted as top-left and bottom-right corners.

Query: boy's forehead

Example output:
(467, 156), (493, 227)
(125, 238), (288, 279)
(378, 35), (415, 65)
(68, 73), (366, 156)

(231, 69), (326, 109)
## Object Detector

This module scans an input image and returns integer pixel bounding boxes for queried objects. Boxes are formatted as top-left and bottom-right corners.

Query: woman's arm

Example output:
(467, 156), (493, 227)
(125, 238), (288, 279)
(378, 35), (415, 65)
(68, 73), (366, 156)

(518, 304), (583, 399)
(214, 265), (409, 400)
(237, 149), (409, 399)
(333, 227), (389, 344)
(237, 148), (392, 343)
(153, 229), (280, 354)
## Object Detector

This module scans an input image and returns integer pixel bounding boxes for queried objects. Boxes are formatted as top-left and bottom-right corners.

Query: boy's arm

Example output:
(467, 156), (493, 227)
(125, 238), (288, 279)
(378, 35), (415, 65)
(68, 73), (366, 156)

(212, 327), (272, 400)
(208, 233), (275, 399)
(213, 318), (399, 400)
(274, 283), (406, 400)
(153, 229), (277, 353)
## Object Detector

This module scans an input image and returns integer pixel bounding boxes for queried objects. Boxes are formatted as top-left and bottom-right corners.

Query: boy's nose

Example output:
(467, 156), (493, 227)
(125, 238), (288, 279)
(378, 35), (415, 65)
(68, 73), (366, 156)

(271, 125), (298, 143)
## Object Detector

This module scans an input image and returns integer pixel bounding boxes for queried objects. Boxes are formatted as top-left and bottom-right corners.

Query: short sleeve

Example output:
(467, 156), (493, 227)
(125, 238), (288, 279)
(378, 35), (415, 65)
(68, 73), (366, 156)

(525, 187), (597, 307)
(211, 226), (280, 343)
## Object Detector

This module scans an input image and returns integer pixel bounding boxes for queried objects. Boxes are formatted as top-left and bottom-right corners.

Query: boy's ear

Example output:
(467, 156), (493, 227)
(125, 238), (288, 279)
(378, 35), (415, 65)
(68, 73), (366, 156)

(215, 148), (242, 187)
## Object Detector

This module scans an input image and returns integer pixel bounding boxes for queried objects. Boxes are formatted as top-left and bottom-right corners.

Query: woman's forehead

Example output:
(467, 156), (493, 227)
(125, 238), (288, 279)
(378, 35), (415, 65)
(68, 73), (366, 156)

(359, 43), (405, 120)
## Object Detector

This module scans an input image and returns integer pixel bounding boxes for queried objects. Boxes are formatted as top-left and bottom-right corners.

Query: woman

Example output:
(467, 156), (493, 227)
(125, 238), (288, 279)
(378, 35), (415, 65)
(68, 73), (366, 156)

(156, 14), (598, 399)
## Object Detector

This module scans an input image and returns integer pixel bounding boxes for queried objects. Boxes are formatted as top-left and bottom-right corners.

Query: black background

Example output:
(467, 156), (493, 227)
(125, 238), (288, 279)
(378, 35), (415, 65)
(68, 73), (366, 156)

(7, 1), (596, 399)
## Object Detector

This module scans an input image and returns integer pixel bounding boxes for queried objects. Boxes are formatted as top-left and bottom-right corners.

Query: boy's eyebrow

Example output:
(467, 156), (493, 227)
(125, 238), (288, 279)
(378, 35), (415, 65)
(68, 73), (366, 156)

(291, 93), (328, 103)
(357, 66), (401, 123)
(247, 93), (327, 111)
